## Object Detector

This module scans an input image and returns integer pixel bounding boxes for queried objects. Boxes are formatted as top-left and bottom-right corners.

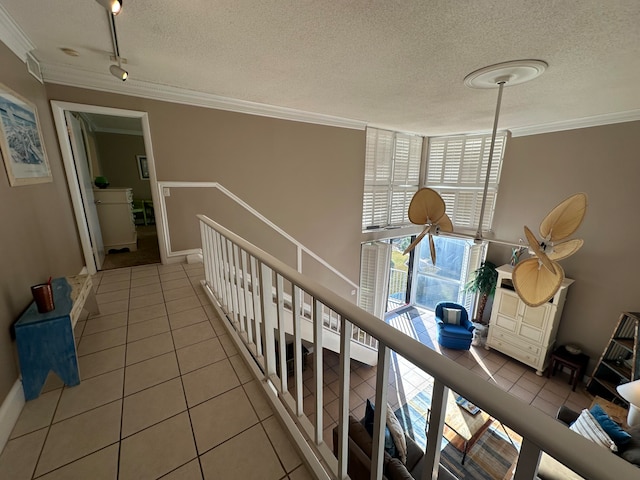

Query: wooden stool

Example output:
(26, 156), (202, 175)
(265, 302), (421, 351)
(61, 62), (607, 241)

(547, 345), (590, 391)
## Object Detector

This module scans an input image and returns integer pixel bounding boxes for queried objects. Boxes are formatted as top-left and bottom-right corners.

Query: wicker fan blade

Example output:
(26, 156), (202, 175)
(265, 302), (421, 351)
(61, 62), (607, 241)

(407, 188), (446, 225)
(438, 213), (454, 233)
(539, 193), (587, 242)
(512, 257), (565, 307)
(547, 238), (584, 261)
(524, 226), (556, 275)
(429, 234), (437, 266)
(403, 225), (431, 255)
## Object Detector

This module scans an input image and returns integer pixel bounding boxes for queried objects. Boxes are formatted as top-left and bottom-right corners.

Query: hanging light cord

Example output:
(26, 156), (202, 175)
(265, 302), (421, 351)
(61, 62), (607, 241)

(475, 80), (506, 242)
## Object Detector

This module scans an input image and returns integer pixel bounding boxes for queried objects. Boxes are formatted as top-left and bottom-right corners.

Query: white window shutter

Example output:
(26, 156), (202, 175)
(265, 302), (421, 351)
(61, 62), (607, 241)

(359, 242), (391, 319)
(460, 242), (487, 318)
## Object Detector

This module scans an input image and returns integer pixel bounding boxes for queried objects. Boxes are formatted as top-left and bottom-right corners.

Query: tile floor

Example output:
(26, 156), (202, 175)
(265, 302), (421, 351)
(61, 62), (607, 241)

(0, 263), (594, 479)
(0, 263), (313, 480)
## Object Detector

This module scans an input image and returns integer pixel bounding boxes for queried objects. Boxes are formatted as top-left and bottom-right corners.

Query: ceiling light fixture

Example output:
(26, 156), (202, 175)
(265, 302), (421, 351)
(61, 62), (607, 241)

(95, 0), (123, 16)
(106, 10), (128, 81)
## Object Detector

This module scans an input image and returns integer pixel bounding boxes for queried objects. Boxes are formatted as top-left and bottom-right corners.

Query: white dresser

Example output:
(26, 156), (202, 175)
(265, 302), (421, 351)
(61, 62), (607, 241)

(486, 264), (573, 375)
(94, 188), (137, 253)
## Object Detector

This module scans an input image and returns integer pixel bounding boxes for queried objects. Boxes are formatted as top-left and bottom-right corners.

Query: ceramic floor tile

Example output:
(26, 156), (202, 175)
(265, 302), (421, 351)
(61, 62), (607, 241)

(78, 345), (126, 379)
(217, 334), (239, 356)
(77, 327), (127, 356)
(36, 401), (122, 477)
(160, 271), (188, 282)
(126, 331), (175, 365)
(95, 289), (130, 305)
(182, 359), (240, 407)
(176, 337), (227, 374)
(189, 386), (259, 453)
(124, 351), (180, 396)
(40, 373), (64, 394)
(228, 354), (253, 384)
(36, 444), (119, 480)
(82, 312), (128, 336)
(199, 424), (284, 480)
(162, 278), (192, 291)
(10, 389), (61, 439)
(166, 296), (202, 314)
(130, 266), (159, 279)
(119, 412), (197, 480)
(158, 264), (185, 274)
(262, 416), (302, 473)
(128, 292), (165, 310)
(128, 303), (167, 324)
(161, 459), (203, 479)
(162, 285), (197, 302)
(288, 464), (315, 480)
(54, 369), (124, 422)
(171, 321), (215, 350)
(0, 428), (47, 480)
(96, 280), (131, 294)
(126, 315), (170, 342)
(169, 306), (209, 330)
(99, 272), (131, 284)
(93, 299), (128, 316)
(129, 283), (163, 299)
(243, 380), (274, 421)
(131, 275), (161, 288)
(122, 378), (187, 437)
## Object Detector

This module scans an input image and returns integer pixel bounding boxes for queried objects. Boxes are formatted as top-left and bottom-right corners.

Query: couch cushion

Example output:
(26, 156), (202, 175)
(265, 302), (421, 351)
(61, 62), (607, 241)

(442, 307), (462, 325)
(620, 424), (640, 466)
(385, 458), (414, 480)
(364, 399), (397, 458)
(569, 409), (617, 452)
(386, 406), (407, 464)
(589, 403), (632, 448)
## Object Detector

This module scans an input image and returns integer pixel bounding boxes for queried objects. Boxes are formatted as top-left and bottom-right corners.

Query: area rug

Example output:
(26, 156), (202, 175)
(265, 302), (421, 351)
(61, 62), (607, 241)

(394, 391), (519, 480)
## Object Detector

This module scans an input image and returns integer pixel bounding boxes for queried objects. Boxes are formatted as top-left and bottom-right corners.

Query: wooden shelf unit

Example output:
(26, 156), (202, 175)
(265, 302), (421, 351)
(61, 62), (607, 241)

(586, 312), (640, 405)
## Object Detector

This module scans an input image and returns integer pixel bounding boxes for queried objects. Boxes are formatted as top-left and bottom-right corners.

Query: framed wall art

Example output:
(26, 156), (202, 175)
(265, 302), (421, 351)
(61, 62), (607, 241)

(136, 154), (149, 180)
(0, 83), (51, 186)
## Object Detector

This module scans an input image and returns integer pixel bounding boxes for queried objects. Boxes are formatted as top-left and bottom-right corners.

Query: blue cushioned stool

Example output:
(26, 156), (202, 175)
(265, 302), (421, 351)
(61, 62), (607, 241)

(435, 301), (475, 350)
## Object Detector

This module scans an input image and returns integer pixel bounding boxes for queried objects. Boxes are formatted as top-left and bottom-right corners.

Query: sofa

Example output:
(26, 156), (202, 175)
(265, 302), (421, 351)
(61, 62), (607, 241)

(519, 406), (640, 480)
(332, 415), (426, 480)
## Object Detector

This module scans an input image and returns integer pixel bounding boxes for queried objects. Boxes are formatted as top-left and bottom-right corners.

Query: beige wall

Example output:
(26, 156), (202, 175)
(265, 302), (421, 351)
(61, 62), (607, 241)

(45, 84), (366, 290)
(94, 132), (151, 200)
(0, 43), (84, 399)
(489, 121), (640, 370)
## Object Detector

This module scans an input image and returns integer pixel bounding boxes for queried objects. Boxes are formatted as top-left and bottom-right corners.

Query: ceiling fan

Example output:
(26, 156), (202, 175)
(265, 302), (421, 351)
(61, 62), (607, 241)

(403, 60), (587, 307)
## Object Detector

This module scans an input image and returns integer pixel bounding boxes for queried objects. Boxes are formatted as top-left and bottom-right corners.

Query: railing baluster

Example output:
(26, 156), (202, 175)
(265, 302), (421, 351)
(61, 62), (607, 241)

(232, 244), (245, 331)
(250, 256), (263, 358)
(337, 315), (352, 479)
(220, 235), (232, 314)
(212, 231), (226, 311)
(276, 274), (287, 393)
(260, 262), (277, 378)
(293, 285), (304, 417)
(240, 249), (250, 335)
(513, 438), (542, 480)
(227, 240), (240, 327)
(371, 343), (390, 480)
(313, 298), (324, 445)
(423, 379), (447, 480)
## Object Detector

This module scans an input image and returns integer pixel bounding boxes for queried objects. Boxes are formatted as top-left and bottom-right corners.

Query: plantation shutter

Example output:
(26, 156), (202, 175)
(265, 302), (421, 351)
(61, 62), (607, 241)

(362, 128), (422, 230)
(426, 132), (507, 234)
(359, 242), (391, 319)
(460, 242), (487, 318)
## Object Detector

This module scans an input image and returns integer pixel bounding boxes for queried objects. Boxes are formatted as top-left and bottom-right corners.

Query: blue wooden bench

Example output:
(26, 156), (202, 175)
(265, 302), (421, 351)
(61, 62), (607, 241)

(14, 275), (98, 400)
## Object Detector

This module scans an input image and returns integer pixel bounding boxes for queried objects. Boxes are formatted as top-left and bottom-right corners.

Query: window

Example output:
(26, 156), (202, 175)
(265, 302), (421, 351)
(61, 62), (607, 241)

(426, 132), (507, 235)
(359, 241), (391, 319)
(362, 128), (423, 231)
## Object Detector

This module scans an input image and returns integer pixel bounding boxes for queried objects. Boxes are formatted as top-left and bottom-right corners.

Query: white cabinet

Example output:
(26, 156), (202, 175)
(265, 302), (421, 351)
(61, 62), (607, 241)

(94, 188), (137, 253)
(486, 264), (573, 375)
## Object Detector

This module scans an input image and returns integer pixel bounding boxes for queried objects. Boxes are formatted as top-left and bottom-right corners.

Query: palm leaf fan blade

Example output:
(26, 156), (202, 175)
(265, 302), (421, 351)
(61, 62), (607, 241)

(403, 225), (431, 255)
(547, 238), (584, 261)
(512, 258), (564, 307)
(524, 226), (556, 274)
(539, 193), (587, 242)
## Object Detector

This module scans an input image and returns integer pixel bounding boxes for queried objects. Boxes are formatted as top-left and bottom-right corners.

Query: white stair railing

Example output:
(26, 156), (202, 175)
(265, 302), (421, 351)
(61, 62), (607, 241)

(199, 214), (637, 480)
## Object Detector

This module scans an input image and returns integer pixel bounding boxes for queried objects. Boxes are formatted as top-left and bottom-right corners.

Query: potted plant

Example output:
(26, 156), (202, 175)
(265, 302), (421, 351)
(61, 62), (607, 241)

(465, 261), (498, 325)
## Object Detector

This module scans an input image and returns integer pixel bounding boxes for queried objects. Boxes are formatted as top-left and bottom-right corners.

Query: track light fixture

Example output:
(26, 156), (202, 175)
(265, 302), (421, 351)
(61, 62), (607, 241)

(109, 64), (128, 81)
(95, 0), (123, 16)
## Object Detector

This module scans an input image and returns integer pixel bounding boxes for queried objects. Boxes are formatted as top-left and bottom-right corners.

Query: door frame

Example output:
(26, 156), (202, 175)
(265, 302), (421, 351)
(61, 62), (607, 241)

(51, 101), (165, 274)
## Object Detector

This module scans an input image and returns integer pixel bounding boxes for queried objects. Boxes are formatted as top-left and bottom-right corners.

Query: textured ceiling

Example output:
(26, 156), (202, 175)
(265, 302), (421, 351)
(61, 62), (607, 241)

(3, 0), (640, 135)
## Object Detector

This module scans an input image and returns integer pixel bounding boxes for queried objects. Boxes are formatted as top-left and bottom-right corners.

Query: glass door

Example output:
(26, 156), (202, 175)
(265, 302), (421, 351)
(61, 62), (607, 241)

(387, 237), (413, 311)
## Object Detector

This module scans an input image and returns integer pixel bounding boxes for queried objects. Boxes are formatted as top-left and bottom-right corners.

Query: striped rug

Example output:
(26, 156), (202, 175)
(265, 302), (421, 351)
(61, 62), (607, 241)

(395, 391), (519, 480)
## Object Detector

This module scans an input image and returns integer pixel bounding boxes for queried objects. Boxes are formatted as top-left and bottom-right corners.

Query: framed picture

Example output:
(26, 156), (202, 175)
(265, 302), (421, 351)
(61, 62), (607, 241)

(136, 154), (149, 180)
(0, 83), (51, 186)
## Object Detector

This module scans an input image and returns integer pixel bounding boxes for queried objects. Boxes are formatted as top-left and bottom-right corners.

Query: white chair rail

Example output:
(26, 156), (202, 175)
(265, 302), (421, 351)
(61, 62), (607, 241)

(198, 214), (637, 480)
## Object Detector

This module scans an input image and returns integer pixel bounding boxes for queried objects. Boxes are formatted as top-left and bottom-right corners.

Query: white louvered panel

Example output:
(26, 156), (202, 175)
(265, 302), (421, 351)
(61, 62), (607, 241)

(359, 242), (391, 318)
(461, 242), (486, 313)
(362, 186), (390, 229)
(407, 136), (422, 182)
(389, 186), (418, 226)
(426, 141), (445, 184)
(461, 138), (483, 184)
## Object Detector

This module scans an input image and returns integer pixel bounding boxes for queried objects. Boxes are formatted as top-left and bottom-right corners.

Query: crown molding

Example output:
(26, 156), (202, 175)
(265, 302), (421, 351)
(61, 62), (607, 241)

(40, 62), (368, 131)
(510, 110), (640, 137)
(0, 4), (34, 61)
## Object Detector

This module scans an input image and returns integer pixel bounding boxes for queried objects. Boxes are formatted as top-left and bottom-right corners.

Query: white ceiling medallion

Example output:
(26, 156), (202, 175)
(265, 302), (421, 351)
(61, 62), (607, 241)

(464, 60), (548, 89)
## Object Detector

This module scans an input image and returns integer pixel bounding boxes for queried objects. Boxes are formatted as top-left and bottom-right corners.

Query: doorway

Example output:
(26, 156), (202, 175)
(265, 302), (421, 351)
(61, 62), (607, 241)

(51, 102), (166, 274)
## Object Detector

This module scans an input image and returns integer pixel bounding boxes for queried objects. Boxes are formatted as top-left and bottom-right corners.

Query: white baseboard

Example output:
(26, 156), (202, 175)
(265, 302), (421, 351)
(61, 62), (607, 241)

(0, 379), (25, 452)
